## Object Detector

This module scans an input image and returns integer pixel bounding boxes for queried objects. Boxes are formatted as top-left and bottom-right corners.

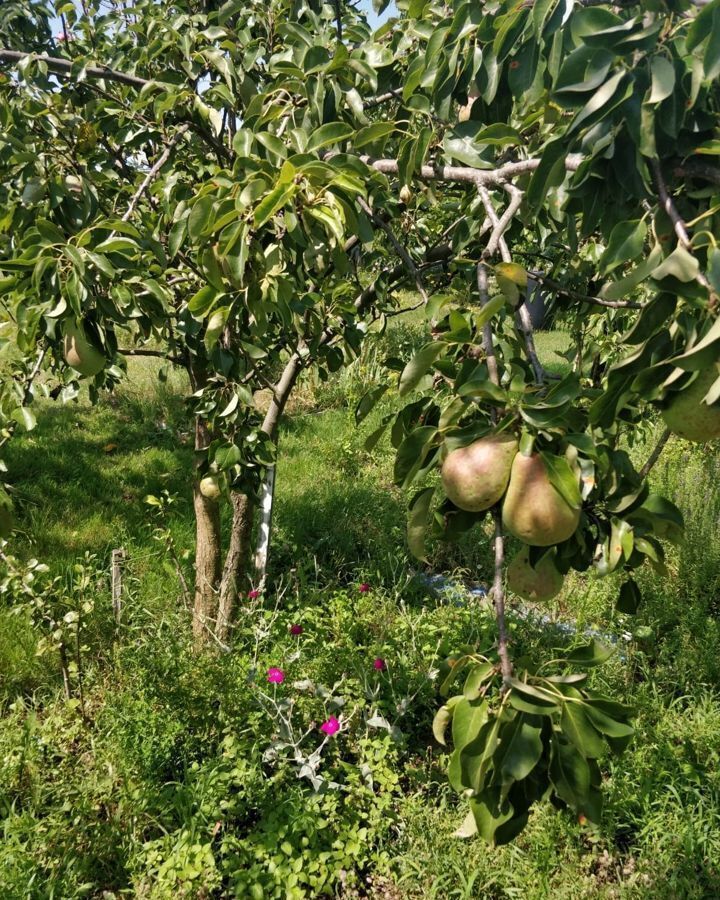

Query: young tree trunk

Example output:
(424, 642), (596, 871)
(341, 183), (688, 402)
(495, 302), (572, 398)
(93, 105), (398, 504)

(192, 417), (222, 645)
(215, 491), (254, 645)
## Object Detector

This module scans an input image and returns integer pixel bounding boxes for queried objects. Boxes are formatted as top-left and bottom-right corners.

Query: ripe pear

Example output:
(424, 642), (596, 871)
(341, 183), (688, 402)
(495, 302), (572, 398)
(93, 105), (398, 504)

(199, 475), (222, 500)
(63, 322), (105, 377)
(441, 434), (518, 513)
(507, 547), (563, 602)
(502, 453), (580, 546)
(661, 365), (720, 442)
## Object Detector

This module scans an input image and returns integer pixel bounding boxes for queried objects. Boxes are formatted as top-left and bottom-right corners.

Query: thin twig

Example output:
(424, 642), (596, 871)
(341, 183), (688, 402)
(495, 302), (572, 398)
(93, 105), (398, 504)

(639, 427), (671, 480)
(357, 197), (430, 306)
(651, 158), (714, 296)
(535, 274), (645, 310)
(120, 126), (189, 223)
(478, 185), (545, 385)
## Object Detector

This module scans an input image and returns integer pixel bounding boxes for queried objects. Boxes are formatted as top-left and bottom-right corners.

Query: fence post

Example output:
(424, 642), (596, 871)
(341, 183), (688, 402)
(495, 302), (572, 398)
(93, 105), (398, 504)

(111, 548), (126, 625)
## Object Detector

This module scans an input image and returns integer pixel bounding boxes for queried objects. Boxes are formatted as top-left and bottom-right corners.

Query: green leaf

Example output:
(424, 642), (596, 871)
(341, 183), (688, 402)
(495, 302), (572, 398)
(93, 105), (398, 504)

(253, 182), (297, 228)
(550, 736), (590, 809)
(651, 246), (700, 283)
(567, 70), (629, 136)
(452, 698), (489, 753)
(187, 284), (221, 317)
(539, 452), (582, 510)
(306, 122), (354, 153)
(354, 385), (388, 425)
(496, 713), (544, 782)
(408, 487), (435, 560)
(353, 122), (396, 150)
(584, 704), (634, 738)
(562, 639), (614, 668)
(649, 56), (675, 103)
(188, 196), (216, 243)
(599, 219), (647, 276)
(463, 661), (495, 700)
(399, 342), (446, 396)
(561, 702), (605, 758)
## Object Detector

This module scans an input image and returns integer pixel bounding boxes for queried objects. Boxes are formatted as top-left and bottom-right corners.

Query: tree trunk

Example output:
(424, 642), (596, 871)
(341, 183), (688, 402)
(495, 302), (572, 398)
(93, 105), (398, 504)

(215, 491), (254, 645)
(192, 417), (222, 645)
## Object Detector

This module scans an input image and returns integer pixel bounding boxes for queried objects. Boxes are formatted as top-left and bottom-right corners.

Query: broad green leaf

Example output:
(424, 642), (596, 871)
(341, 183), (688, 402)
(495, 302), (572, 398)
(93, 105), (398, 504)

(599, 219), (647, 276)
(306, 122), (354, 153)
(355, 384), (389, 425)
(651, 246), (700, 283)
(649, 56), (675, 103)
(188, 196), (216, 243)
(451, 698), (489, 752)
(407, 486), (435, 560)
(399, 342), (447, 396)
(496, 713), (544, 782)
(562, 639), (614, 668)
(463, 661), (495, 700)
(353, 122), (396, 150)
(550, 736), (590, 809)
(253, 182), (297, 228)
(561, 702), (605, 758)
(539, 452), (582, 510)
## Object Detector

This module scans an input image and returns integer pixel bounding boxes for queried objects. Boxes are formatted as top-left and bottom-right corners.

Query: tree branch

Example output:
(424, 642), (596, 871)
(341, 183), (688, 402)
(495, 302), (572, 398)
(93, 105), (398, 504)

(478, 184), (546, 385)
(639, 427), (672, 480)
(357, 197), (429, 306)
(118, 347), (183, 364)
(535, 274), (645, 309)
(356, 153), (583, 188)
(0, 48), (151, 88)
(119, 125), (189, 223)
(651, 158), (714, 296)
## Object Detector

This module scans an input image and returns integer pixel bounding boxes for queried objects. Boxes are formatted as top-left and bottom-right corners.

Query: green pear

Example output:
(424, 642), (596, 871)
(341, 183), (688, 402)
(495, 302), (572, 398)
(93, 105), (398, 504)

(507, 547), (563, 602)
(661, 365), (720, 442)
(441, 434), (518, 513)
(199, 475), (222, 500)
(502, 453), (580, 546)
(63, 322), (105, 377)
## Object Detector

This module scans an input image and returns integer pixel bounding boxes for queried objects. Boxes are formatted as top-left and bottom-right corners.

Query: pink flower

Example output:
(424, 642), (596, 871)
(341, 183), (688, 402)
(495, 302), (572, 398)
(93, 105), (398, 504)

(359, 582), (370, 593)
(247, 589), (260, 599)
(267, 667), (285, 684)
(373, 657), (386, 671)
(320, 716), (340, 736)
(289, 624), (303, 636)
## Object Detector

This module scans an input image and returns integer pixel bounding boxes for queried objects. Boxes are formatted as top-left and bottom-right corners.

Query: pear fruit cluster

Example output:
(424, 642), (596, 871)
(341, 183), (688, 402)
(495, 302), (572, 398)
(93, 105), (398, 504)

(661, 366), (720, 442)
(441, 435), (581, 602)
(63, 321), (106, 377)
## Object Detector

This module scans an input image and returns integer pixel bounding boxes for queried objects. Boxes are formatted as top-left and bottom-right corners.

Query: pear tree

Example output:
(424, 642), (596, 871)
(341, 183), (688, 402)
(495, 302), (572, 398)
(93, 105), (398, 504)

(1, 0), (720, 843)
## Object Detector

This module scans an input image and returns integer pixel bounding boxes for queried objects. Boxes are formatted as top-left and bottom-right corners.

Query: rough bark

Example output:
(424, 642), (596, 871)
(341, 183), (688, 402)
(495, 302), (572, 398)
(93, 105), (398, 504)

(215, 491), (254, 645)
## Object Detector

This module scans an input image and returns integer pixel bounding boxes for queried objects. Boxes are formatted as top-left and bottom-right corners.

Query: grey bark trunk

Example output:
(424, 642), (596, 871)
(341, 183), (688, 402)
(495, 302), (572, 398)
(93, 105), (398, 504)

(192, 417), (222, 645)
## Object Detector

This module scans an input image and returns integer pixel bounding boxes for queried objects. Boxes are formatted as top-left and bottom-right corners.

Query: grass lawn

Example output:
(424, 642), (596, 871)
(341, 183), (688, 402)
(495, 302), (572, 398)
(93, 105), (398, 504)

(2, 328), (720, 898)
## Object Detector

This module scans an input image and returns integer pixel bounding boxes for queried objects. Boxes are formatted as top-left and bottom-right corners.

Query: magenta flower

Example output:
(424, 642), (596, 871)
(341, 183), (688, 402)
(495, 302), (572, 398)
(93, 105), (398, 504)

(267, 667), (285, 684)
(358, 582), (370, 593)
(320, 716), (340, 736)
(289, 624), (303, 636)
(247, 589), (260, 600)
(373, 657), (386, 671)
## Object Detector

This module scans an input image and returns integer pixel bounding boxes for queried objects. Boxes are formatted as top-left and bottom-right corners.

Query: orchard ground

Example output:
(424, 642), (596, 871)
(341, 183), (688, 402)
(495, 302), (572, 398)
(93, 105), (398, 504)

(2, 321), (720, 898)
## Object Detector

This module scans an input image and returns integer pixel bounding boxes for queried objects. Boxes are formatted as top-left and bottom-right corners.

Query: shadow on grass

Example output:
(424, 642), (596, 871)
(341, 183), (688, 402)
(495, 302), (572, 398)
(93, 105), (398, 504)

(4, 393), (194, 563)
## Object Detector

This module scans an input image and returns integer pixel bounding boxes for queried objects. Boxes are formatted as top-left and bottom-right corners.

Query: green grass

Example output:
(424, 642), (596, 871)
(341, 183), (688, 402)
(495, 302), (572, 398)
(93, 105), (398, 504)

(2, 331), (720, 898)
